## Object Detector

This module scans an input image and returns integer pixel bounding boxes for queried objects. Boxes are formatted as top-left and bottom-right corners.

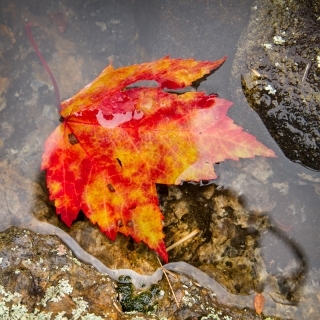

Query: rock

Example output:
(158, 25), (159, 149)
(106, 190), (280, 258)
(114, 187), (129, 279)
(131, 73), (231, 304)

(231, 0), (320, 170)
(0, 227), (120, 319)
(0, 227), (272, 319)
(68, 221), (160, 276)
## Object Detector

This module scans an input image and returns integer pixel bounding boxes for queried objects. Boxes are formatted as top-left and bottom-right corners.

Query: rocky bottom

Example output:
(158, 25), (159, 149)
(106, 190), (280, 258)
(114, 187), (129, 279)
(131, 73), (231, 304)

(0, 227), (277, 320)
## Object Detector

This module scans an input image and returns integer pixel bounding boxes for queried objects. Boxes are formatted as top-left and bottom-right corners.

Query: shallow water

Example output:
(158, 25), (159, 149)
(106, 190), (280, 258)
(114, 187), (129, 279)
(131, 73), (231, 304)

(0, 0), (319, 319)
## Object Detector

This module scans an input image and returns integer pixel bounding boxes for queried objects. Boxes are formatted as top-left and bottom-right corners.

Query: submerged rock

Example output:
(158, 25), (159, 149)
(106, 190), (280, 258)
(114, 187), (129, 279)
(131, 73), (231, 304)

(231, 0), (320, 170)
(161, 183), (268, 296)
(0, 227), (271, 319)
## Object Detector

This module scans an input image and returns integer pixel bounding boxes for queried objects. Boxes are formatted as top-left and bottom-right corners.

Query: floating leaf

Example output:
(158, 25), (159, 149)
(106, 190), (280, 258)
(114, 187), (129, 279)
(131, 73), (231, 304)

(42, 56), (275, 262)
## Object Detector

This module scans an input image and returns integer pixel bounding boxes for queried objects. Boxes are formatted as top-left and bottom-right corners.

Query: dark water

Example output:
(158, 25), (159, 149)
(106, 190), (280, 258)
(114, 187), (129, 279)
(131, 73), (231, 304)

(0, 0), (319, 318)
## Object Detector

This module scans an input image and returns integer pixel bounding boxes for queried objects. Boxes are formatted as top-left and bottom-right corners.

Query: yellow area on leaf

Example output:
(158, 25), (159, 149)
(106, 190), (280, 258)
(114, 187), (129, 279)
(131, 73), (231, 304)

(42, 56), (275, 262)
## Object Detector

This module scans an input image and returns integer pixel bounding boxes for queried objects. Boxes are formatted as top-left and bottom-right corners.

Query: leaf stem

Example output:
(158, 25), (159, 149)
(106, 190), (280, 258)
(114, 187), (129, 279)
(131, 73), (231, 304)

(25, 22), (61, 112)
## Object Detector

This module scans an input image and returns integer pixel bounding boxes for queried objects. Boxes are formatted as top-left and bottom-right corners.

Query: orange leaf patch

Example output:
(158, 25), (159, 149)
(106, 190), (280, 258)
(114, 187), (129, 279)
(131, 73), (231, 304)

(41, 56), (275, 262)
(254, 293), (266, 315)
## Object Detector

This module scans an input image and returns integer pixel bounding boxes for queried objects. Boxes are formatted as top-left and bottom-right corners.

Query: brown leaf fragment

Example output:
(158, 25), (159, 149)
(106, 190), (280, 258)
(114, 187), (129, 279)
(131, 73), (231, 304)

(254, 293), (265, 315)
(68, 133), (79, 145)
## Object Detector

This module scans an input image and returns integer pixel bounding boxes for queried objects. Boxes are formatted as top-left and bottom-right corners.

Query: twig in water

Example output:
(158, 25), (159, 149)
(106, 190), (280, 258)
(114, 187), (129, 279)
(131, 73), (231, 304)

(160, 266), (177, 278)
(113, 301), (123, 315)
(166, 229), (200, 252)
(250, 68), (261, 77)
(302, 62), (310, 83)
(157, 256), (180, 308)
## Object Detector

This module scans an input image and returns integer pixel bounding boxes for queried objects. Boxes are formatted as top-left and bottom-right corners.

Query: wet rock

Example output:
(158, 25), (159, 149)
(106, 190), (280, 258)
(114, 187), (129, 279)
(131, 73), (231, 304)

(0, 227), (120, 319)
(69, 221), (160, 275)
(231, 0), (320, 170)
(0, 227), (272, 319)
(0, 159), (64, 233)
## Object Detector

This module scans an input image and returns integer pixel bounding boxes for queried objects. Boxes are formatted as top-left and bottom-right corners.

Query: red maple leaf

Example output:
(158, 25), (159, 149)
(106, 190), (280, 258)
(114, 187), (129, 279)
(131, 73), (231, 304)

(41, 57), (275, 262)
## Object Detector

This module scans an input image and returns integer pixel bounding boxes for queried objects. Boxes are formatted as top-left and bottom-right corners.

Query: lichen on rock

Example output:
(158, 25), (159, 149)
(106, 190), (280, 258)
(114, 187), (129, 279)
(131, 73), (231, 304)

(0, 227), (119, 319)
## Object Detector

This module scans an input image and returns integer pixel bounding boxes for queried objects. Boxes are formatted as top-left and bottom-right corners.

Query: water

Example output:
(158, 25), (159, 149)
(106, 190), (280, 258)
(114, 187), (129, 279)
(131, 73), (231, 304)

(0, 0), (319, 318)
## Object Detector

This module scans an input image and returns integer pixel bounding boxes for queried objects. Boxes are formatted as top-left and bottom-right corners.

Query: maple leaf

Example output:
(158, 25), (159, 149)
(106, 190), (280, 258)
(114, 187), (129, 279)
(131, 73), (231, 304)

(41, 56), (275, 263)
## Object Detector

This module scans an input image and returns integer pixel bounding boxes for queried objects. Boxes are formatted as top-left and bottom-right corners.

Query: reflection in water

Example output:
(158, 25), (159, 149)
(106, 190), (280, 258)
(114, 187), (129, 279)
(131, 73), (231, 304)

(160, 179), (310, 317)
(96, 109), (144, 128)
(165, 212), (308, 317)
(0, 0), (320, 318)
(261, 221), (307, 305)
(213, 155), (320, 317)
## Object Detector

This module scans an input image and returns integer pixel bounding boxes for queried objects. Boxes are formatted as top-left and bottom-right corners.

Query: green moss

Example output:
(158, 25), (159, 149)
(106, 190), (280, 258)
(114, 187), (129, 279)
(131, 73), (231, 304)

(116, 276), (160, 313)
